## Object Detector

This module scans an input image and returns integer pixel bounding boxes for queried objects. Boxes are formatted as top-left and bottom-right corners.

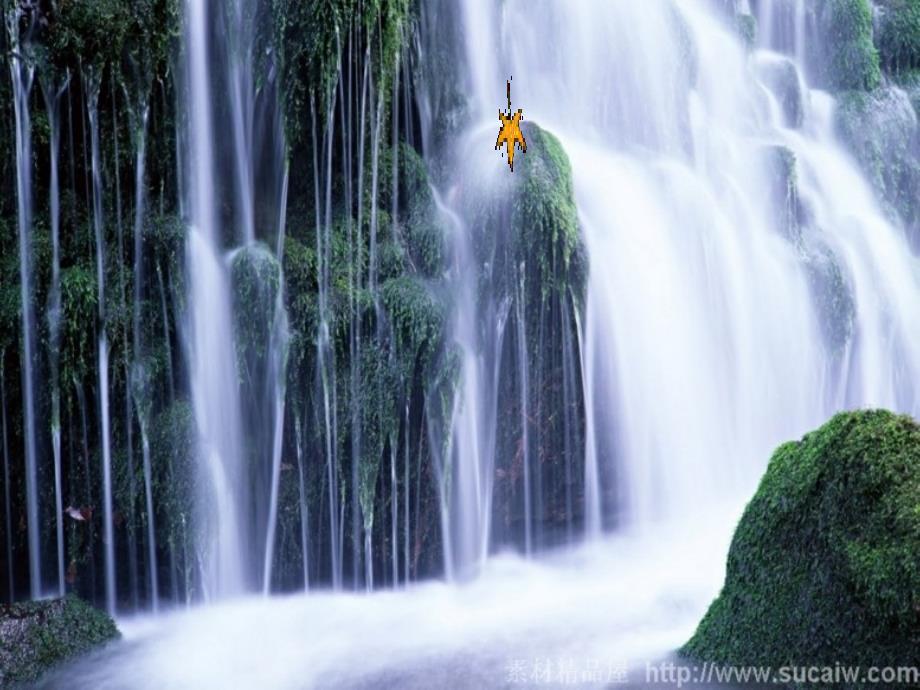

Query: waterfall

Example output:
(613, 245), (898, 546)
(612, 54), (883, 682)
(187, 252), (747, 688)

(85, 65), (118, 614)
(225, 0), (256, 245)
(441, 0), (920, 545)
(182, 0), (247, 599)
(126, 89), (160, 611)
(8, 8), (42, 600)
(178, 0), (289, 598)
(41, 68), (70, 599)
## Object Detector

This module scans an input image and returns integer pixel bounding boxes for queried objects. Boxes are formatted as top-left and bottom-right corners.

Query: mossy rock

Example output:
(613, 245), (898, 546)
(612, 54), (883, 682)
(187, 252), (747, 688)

(764, 145), (802, 243)
(511, 122), (587, 303)
(803, 246), (856, 354)
(0, 595), (119, 685)
(876, 0), (920, 75)
(230, 242), (284, 376)
(815, 0), (881, 91)
(835, 86), (920, 237)
(734, 13), (758, 51)
(755, 55), (805, 128)
(683, 410), (920, 672)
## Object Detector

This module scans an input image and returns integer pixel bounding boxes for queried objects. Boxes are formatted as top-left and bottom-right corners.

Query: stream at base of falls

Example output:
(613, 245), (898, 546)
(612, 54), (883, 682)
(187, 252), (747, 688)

(39, 502), (742, 690)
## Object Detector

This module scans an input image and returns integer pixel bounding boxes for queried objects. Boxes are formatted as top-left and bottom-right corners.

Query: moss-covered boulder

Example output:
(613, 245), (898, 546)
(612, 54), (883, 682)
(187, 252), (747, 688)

(835, 86), (920, 239)
(755, 56), (805, 129)
(510, 122), (587, 301)
(230, 242), (285, 383)
(0, 595), (119, 686)
(684, 410), (920, 670)
(804, 246), (856, 355)
(815, 0), (882, 91)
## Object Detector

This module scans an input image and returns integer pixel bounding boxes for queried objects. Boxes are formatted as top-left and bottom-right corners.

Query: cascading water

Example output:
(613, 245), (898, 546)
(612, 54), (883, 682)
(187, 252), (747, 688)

(8, 6), (42, 600)
(182, 0), (247, 599)
(41, 68), (70, 599)
(181, 0), (289, 598)
(443, 0), (920, 548)
(5, 0), (920, 686)
(86, 64), (118, 615)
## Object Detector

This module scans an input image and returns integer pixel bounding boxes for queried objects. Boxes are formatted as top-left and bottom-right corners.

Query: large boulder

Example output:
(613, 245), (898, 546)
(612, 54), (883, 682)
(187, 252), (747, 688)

(0, 595), (119, 686)
(683, 410), (920, 669)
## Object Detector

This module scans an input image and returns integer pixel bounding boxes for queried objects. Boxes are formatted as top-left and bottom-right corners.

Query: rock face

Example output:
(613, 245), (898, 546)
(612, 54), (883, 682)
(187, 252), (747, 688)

(836, 86), (920, 241)
(683, 410), (920, 669)
(0, 595), (119, 686)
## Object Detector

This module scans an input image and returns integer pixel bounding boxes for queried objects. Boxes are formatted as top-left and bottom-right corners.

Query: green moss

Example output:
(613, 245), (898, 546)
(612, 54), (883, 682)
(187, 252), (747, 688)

(357, 342), (400, 531)
(0, 595), (119, 685)
(60, 264), (98, 385)
(0, 226), (19, 354)
(381, 275), (446, 371)
(876, 0), (920, 74)
(150, 400), (196, 591)
(230, 243), (283, 380)
(804, 247), (856, 354)
(382, 143), (447, 278)
(273, 0), (411, 146)
(817, 0), (882, 91)
(683, 410), (920, 671)
(835, 87), (920, 232)
(512, 123), (586, 304)
(282, 234), (319, 380)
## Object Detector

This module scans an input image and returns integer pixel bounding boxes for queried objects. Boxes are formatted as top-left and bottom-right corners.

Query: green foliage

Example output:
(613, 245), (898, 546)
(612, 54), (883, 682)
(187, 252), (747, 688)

(817, 0), (882, 91)
(282, 234), (318, 378)
(45, 0), (133, 68)
(40, 0), (179, 74)
(358, 342), (400, 529)
(684, 410), (920, 671)
(273, 0), (411, 146)
(0, 595), (119, 685)
(60, 264), (98, 385)
(380, 143), (446, 278)
(150, 400), (196, 568)
(877, 0), (920, 74)
(146, 213), (186, 291)
(0, 224), (18, 353)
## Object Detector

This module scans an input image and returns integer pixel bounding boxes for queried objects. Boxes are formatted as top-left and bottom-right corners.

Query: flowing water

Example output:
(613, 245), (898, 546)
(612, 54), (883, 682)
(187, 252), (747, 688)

(444, 0), (920, 548)
(8, 6), (42, 600)
(7, 0), (920, 685)
(182, 0), (248, 599)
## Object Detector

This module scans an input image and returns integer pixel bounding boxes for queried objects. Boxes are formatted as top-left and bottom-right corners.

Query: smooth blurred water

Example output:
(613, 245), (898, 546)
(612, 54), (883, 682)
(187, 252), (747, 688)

(43, 506), (739, 689)
(44, 0), (920, 684)
(447, 0), (920, 547)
